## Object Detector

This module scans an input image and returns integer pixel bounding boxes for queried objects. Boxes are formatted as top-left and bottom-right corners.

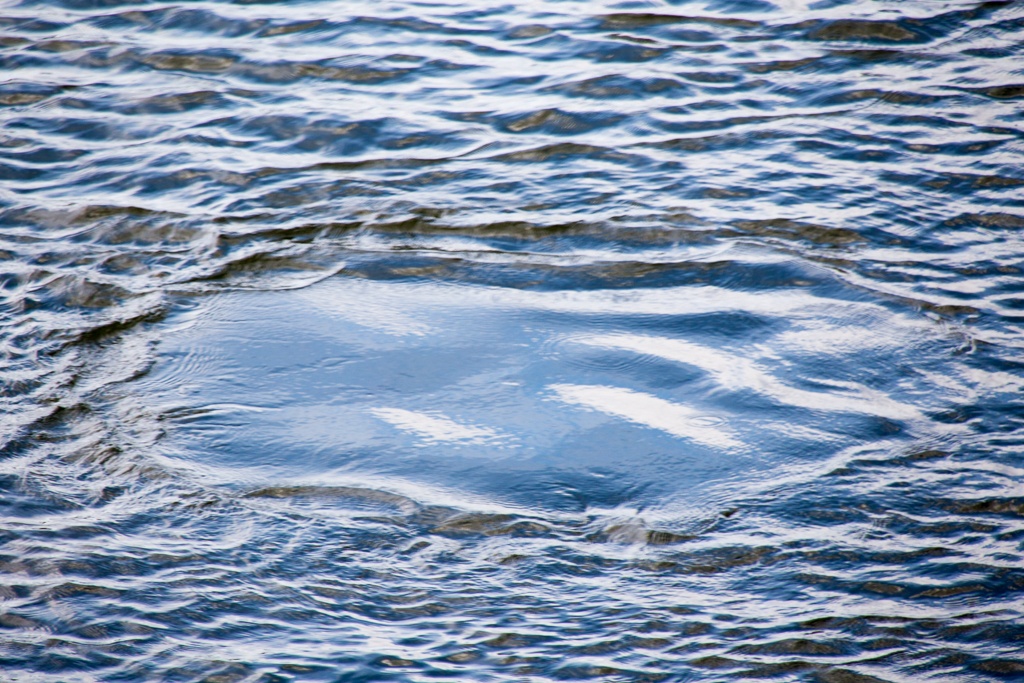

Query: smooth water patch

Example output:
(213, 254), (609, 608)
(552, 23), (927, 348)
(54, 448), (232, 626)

(139, 273), (961, 513)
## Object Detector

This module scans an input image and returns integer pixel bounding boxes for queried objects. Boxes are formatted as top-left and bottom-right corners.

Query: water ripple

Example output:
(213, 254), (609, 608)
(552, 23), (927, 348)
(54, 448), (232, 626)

(2, 0), (1023, 680)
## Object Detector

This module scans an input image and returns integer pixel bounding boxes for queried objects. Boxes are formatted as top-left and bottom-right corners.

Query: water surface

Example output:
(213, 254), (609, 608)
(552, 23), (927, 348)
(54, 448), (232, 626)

(2, 0), (1024, 680)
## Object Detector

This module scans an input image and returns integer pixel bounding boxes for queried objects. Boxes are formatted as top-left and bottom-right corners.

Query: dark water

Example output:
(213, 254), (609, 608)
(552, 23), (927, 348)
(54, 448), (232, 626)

(3, 0), (1024, 680)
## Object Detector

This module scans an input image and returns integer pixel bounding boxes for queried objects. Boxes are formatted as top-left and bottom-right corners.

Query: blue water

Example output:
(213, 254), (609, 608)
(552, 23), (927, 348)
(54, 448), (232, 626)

(2, 0), (1024, 680)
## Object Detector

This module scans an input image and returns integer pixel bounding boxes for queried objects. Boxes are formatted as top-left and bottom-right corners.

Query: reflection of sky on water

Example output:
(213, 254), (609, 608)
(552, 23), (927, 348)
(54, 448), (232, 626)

(572, 333), (924, 421)
(550, 383), (743, 449)
(371, 407), (511, 446)
(139, 273), (964, 510)
(4, 0), (1022, 676)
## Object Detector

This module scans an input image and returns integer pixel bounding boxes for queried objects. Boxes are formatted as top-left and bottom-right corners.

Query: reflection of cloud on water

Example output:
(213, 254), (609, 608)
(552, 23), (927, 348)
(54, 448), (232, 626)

(575, 334), (923, 422)
(370, 407), (508, 446)
(301, 280), (818, 334)
(301, 284), (434, 337)
(550, 384), (743, 450)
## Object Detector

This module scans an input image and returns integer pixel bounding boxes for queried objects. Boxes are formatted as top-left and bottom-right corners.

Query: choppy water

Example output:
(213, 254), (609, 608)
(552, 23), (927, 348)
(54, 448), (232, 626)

(3, 0), (1024, 680)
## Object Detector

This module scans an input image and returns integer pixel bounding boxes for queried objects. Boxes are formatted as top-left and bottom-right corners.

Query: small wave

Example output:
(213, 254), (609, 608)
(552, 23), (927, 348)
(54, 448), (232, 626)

(1, 0), (1022, 679)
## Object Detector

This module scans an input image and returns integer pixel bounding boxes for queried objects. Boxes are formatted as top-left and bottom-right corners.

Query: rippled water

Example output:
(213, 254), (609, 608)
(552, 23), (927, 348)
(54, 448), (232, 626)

(3, 0), (1024, 680)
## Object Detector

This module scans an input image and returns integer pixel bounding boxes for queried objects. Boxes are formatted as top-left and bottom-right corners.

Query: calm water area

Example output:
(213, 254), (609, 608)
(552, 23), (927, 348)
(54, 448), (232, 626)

(2, 0), (1024, 680)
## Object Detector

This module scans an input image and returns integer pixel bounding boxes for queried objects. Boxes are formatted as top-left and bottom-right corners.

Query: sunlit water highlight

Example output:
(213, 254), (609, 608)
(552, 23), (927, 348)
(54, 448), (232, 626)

(2, 0), (1023, 681)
